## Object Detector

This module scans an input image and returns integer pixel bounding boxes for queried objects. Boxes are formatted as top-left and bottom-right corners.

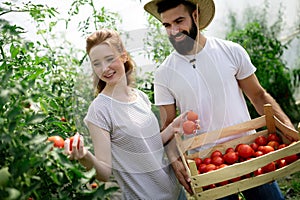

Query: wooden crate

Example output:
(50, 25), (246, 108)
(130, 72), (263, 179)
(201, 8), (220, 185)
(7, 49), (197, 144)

(175, 104), (300, 200)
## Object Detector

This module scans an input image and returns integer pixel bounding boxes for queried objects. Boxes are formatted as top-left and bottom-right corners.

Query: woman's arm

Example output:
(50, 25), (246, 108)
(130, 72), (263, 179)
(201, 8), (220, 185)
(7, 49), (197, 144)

(65, 122), (112, 182)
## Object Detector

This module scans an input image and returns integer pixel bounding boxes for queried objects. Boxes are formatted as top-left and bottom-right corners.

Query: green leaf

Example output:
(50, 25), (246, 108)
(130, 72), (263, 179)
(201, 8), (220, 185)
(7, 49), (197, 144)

(0, 167), (11, 187)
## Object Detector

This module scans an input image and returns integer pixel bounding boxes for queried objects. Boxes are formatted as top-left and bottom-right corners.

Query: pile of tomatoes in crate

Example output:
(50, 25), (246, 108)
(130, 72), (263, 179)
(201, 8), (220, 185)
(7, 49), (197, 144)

(193, 133), (299, 189)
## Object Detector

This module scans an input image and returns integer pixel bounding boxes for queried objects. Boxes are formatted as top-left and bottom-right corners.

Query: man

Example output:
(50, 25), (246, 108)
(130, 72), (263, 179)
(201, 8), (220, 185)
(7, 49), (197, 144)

(144, 0), (294, 199)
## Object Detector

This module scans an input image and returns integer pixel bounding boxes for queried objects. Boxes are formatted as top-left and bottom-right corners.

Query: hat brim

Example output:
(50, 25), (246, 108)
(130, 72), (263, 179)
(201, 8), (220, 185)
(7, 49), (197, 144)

(144, 0), (215, 30)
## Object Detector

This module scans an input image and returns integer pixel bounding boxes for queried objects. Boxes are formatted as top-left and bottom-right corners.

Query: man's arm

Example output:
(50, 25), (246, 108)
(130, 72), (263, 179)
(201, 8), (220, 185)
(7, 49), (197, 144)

(238, 74), (295, 129)
(159, 104), (193, 194)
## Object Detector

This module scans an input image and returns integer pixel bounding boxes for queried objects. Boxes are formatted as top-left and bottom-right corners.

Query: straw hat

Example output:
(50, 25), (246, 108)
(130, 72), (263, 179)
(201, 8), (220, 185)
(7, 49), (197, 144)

(144, 0), (215, 30)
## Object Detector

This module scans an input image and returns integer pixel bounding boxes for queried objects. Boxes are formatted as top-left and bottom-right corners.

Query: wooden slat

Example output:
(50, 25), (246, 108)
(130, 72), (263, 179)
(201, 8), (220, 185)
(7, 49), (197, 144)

(174, 134), (191, 177)
(264, 104), (276, 134)
(274, 116), (300, 141)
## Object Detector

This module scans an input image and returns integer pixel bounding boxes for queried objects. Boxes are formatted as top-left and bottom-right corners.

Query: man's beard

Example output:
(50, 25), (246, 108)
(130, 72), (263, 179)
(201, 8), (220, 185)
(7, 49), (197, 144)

(169, 20), (198, 55)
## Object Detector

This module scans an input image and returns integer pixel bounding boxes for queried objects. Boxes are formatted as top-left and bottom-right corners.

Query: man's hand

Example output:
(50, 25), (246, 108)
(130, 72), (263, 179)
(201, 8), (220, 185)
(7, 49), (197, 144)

(171, 157), (193, 195)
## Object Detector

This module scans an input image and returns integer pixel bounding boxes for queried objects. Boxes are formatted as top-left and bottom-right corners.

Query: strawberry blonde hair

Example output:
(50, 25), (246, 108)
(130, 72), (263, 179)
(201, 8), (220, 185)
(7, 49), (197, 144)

(86, 28), (135, 96)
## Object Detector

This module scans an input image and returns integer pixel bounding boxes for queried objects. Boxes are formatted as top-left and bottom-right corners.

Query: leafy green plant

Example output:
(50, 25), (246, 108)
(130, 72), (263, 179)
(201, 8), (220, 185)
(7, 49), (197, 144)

(225, 4), (300, 124)
(0, 1), (121, 199)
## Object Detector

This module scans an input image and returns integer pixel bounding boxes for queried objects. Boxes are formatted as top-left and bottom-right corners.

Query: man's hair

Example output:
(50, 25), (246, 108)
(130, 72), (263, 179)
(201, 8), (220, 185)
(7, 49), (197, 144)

(156, 0), (196, 15)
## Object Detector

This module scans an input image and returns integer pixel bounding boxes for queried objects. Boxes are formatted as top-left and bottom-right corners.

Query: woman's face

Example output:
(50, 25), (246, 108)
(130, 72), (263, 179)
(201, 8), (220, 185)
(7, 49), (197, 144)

(89, 43), (125, 86)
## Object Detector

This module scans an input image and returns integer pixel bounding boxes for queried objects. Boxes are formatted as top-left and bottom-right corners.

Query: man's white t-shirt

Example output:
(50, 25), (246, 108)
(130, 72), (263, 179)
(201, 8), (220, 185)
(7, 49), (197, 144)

(154, 37), (256, 145)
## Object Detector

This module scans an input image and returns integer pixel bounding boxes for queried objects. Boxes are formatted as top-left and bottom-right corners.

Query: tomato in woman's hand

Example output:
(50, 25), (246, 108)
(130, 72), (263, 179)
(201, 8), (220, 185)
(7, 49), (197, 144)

(69, 136), (80, 151)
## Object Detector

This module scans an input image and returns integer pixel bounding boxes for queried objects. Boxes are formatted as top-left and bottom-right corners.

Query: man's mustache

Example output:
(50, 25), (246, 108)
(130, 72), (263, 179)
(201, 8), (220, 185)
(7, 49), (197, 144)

(169, 31), (189, 40)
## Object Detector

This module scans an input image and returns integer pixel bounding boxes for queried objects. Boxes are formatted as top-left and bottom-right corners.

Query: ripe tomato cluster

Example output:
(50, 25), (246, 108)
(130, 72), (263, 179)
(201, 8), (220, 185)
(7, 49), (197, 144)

(182, 111), (199, 134)
(193, 133), (299, 189)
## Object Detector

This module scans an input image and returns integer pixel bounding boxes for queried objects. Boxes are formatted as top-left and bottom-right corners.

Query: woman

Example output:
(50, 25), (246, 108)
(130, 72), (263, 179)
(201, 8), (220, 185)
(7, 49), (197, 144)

(64, 28), (187, 200)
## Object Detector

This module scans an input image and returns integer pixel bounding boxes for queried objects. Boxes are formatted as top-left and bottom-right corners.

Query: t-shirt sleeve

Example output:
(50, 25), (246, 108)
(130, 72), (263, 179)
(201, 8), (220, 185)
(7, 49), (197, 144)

(153, 66), (175, 106)
(232, 43), (256, 80)
(84, 100), (111, 132)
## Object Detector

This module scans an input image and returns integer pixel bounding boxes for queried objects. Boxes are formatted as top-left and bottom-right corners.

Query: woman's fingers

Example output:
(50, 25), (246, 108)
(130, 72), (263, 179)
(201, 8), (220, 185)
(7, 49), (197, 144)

(64, 138), (70, 154)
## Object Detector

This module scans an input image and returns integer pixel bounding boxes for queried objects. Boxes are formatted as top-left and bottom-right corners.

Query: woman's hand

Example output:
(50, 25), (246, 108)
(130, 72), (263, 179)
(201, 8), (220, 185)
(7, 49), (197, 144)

(64, 133), (87, 160)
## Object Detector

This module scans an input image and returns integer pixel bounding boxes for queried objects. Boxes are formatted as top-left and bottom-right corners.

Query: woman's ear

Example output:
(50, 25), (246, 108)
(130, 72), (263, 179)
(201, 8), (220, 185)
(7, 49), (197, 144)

(121, 52), (128, 63)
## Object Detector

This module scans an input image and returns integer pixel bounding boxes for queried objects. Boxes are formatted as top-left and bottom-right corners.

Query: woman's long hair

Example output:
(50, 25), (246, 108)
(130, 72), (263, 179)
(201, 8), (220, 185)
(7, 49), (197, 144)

(86, 28), (136, 96)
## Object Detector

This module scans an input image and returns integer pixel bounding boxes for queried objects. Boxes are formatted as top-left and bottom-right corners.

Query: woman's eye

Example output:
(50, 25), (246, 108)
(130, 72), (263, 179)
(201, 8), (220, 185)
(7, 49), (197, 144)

(106, 57), (114, 62)
(93, 63), (100, 67)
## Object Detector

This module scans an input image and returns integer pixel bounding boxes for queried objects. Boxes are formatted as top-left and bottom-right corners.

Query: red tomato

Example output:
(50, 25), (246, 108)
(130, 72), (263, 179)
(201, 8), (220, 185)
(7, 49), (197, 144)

(48, 136), (64, 148)
(254, 168), (263, 176)
(194, 157), (202, 167)
(235, 144), (243, 152)
(278, 144), (287, 149)
(250, 143), (259, 151)
(91, 182), (98, 189)
(225, 147), (235, 154)
(223, 152), (239, 164)
(182, 120), (197, 134)
(237, 144), (254, 158)
(210, 150), (223, 158)
(203, 157), (212, 165)
(267, 141), (280, 150)
(276, 159), (287, 168)
(230, 176), (241, 183)
(211, 156), (224, 166)
(187, 111), (199, 121)
(267, 133), (281, 143)
(199, 164), (208, 173)
(262, 162), (276, 173)
(218, 179), (229, 186)
(206, 164), (217, 171)
(69, 136), (80, 151)
(255, 136), (268, 146)
(261, 146), (275, 154)
(284, 154), (299, 164)
(254, 151), (264, 157)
